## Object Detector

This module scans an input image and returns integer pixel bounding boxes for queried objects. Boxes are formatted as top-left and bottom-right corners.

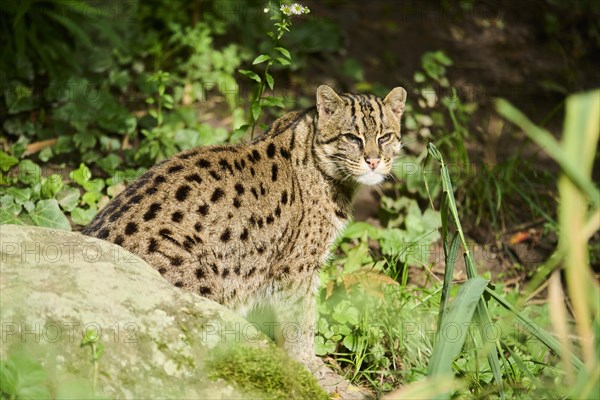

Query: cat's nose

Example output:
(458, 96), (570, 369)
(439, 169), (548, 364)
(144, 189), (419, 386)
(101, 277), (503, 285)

(365, 157), (380, 170)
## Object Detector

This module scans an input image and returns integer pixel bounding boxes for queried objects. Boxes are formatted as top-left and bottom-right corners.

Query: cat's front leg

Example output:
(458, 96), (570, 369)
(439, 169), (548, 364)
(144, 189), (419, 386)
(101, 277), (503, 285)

(272, 271), (319, 364)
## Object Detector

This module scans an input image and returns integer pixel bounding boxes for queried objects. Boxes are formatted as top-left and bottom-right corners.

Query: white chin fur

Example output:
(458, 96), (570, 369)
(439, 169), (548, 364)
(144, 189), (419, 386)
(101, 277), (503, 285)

(356, 172), (385, 185)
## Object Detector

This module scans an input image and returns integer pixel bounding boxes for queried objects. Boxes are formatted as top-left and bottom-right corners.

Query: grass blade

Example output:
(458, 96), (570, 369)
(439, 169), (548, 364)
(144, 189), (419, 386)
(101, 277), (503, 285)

(485, 287), (584, 370)
(437, 233), (459, 334)
(495, 98), (600, 208)
(429, 277), (489, 378)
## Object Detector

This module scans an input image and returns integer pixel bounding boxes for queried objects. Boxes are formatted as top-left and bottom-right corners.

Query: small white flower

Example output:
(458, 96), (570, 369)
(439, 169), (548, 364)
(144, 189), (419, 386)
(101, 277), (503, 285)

(264, 7), (269, 13)
(280, 4), (292, 16)
(281, 2), (310, 16)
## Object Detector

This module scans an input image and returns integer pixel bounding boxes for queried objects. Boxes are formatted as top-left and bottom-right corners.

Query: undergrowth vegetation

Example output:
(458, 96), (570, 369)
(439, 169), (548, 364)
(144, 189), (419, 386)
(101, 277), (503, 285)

(1, 0), (599, 399)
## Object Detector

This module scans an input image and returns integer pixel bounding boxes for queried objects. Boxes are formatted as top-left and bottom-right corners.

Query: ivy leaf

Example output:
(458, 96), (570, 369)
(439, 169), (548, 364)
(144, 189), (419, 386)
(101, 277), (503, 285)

(71, 206), (97, 226)
(18, 159), (42, 185)
(276, 57), (291, 66)
(82, 191), (103, 207)
(29, 199), (71, 231)
(265, 73), (274, 90)
(41, 174), (64, 199)
(252, 54), (271, 65)
(82, 178), (105, 194)
(239, 70), (261, 83)
(0, 150), (19, 172)
(274, 47), (291, 59)
(0, 195), (23, 225)
(56, 185), (81, 212)
(70, 163), (92, 186)
(5, 187), (32, 205)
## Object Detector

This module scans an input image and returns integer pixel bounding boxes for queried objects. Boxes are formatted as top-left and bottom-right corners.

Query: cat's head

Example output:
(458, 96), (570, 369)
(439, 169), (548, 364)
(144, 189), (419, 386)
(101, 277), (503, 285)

(315, 85), (407, 185)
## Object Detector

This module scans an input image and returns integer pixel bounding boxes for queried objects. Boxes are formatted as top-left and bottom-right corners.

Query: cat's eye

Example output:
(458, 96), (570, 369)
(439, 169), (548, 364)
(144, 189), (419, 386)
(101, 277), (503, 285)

(378, 133), (393, 146)
(343, 134), (363, 146)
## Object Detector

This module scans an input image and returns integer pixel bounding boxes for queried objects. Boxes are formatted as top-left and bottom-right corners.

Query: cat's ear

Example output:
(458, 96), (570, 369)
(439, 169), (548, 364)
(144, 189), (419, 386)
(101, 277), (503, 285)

(317, 85), (343, 120)
(384, 87), (407, 120)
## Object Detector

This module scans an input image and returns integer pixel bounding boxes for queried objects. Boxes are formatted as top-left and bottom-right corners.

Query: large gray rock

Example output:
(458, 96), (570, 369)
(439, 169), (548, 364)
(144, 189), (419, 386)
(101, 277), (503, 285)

(0, 225), (327, 399)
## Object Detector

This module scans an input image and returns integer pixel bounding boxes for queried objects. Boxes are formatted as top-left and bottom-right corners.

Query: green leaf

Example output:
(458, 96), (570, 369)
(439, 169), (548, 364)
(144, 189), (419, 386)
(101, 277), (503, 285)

(70, 163), (92, 187)
(82, 191), (103, 207)
(239, 70), (261, 83)
(56, 185), (81, 212)
(0, 195), (23, 225)
(71, 206), (98, 226)
(5, 187), (32, 205)
(275, 47), (291, 59)
(275, 57), (291, 66)
(41, 174), (64, 199)
(265, 73), (274, 90)
(251, 101), (262, 122)
(0, 151), (18, 172)
(82, 178), (105, 194)
(18, 159), (42, 185)
(29, 199), (71, 231)
(252, 54), (271, 65)
(428, 277), (489, 378)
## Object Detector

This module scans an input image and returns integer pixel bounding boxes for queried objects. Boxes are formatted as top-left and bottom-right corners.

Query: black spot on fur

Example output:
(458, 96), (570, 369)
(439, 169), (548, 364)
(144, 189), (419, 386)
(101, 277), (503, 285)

(335, 209), (346, 219)
(124, 222), (138, 235)
(131, 194), (143, 204)
(234, 160), (242, 171)
(114, 235), (124, 246)
(144, 203), (161, 221)
(222, 269), (230, 278)
(158, 267), (166, 275)
(175, 185), (191, 201)
(259, 183), (266, 195)
(252, 149), (261, 162)
(250, 187), (259, 199)
(281, 190), (288, 205)
(257, 218), (264, 228)
(249, 215), (256, 226)
(109, 211), (123, 222)
(185, 173), (202, 184)
(271, 164), (278, 181)
(146, 187), (158, 195)
(250, 167), (255, 176)
(240, 228), (249, 241)
(233, 197), (241, 208)
(275, 206), (281, 217)
(211, 188), (224, 203)
(194, 222), (202, 232)
(234, 183), (244, 195)
(280, 148), (291, 159)
(198, 203), (209, 215)
(175, 281), (183, 288)
(282, 266), (290, 274)
(219, 159), (233, 174)
(209, 170), (221, 181)
(266, 215), (274, 224)
(148, 238), (159, 252)
(246, 266), (257, 276)
(195, 268), (205, 279)
(199, 286), (212, 295)
(168, 165), (184, 174)
(266, 143), (276, 158)
(234, 265), (241, 275)
(220, 228), (231, 242)
(98, 228), (109, 239)
(172, 211), (183, 222)
(178, 150), (199, 160)
(154, 175), (166, 184)
(196, 159), (211, 168)
(211, 264), (219, 274)
(171, 256), (183, 266)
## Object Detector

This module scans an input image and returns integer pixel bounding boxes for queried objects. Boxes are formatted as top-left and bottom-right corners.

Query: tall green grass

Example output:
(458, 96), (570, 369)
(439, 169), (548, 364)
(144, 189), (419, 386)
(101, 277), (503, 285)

(386, 90), (599, 399)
